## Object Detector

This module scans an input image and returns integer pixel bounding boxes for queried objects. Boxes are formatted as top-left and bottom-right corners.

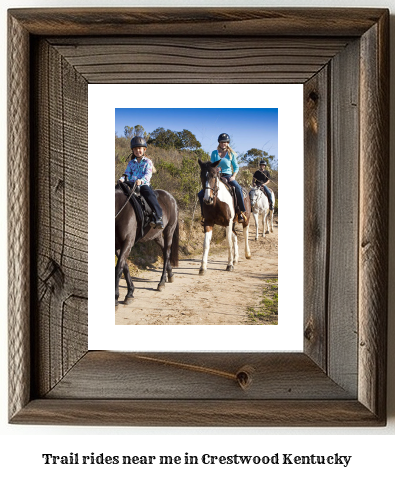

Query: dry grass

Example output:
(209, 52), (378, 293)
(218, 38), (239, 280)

(247, 278), (278, 325)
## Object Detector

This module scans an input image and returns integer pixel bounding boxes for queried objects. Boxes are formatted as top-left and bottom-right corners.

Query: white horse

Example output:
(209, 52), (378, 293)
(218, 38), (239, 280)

(249, 186), (275, 240)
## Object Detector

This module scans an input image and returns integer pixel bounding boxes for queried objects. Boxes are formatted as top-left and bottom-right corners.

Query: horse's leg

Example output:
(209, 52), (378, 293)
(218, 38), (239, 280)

(263, 209), (269, 236)
(154, 234), (169, 291)
(166, 249), (175, 283)
(269, 209), (274, 233)
(123, 262), (134, 304)
(167, 265), (174, 282)
(232, 227), (239, 264)
(243, 222), (251, 259)
(199, 226), (213, 275)
(116, 249), (134, 303)
(115, 251), (121, 307)
(160, 241), (172, 291)
(225, 223), (234, 271)
(253, 211), (259, 240)
(115, 238), (134, 306)
(166, 222), (178, 283)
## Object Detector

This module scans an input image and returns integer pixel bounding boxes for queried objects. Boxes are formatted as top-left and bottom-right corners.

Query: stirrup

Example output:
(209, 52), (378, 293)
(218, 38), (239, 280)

(155, 217), (164, 229)
(238, 212), (247, 223)
(200, 216), (205, 226)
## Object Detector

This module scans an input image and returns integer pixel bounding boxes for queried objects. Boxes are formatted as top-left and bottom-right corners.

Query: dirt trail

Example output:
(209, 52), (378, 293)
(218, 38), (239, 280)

(115, 221), (278, 325)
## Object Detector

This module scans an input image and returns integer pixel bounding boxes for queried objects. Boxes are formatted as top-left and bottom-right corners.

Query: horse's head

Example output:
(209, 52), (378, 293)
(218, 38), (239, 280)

(198, 159), (221, 205)
(249, 187), (259, 208)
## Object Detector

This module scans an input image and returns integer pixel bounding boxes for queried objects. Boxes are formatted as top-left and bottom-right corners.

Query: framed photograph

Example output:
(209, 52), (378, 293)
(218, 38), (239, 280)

(89, 84), (303, 349)
(8, 8), (389, 426)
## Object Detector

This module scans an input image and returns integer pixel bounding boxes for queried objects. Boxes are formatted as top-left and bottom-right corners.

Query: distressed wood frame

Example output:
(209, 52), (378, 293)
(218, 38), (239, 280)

(8, 8), (389, 426)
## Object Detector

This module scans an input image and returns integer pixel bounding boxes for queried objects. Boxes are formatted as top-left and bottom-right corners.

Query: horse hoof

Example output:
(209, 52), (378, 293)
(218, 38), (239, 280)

(226, 265), (234, 272)
(168, 274), (174, 283)
(255, 237), (258, 241)
(115, 300), (119, 307)
(246, 254), (252, 260)
(199, 268), (206, 275)
(157, 283), (165, 291)
(124, 297), (133, 305)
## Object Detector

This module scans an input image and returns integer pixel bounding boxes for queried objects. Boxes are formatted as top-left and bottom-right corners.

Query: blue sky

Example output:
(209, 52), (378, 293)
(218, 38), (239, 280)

(115, 108), (278, 161)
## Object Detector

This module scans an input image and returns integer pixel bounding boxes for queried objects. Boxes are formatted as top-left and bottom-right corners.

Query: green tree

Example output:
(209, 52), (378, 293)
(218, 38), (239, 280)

(124, 124), (148, 140)
(148, 127), (201, 150)
(176, 129), (201, 150)
(148, 128), (182, 149)
(240, 148), (276, 169)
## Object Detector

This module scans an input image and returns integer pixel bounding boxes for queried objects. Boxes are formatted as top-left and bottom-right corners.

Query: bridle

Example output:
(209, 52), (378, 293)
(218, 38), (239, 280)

(204, 173), (219, 202)
(250, 186), (263, 207)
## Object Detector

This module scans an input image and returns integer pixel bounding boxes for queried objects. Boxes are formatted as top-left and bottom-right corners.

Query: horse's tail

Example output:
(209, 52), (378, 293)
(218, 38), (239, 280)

(170, 221), (179, 268)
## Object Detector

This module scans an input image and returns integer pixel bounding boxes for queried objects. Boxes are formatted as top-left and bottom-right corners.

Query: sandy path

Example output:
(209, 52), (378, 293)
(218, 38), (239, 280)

(115, 221), (278, 325)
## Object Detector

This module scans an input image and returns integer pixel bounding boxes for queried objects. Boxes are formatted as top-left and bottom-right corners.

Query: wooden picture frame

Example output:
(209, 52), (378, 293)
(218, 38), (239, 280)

(8, 8), (389, 426)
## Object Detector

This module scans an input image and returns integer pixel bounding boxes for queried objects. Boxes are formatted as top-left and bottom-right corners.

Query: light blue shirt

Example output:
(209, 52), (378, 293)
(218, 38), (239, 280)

(211, 150), (239, 176)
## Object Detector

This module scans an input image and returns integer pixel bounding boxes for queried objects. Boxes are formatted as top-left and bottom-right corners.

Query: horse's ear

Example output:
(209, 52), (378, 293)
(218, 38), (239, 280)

(198, 159), (204, 166)
(212, 160), (221, 168)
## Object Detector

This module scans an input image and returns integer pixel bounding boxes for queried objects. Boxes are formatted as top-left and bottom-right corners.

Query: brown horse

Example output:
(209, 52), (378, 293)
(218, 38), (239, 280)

(115, 184), (179, 306)
(198, 159), (251, 275)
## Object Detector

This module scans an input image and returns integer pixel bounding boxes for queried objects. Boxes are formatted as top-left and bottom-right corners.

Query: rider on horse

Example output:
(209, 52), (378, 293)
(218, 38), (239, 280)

(198, 133), (247, 224)
(252, 159), (274, 211)
(119, 136), (164, 229)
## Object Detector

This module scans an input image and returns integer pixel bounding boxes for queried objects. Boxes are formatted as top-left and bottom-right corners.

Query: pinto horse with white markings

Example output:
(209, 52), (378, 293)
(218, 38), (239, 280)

(198, 159), (251, 275)
(249, 186), (275, 240)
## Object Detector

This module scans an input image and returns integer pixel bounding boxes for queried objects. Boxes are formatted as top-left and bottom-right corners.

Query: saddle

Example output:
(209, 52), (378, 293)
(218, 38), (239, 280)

(259, 185), (273, 201)
(117, 181), (156, 241)
(220, 176), (248, 220)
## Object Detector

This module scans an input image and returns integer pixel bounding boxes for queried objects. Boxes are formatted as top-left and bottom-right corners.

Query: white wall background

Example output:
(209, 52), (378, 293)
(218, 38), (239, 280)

(1, 0), (394, 476)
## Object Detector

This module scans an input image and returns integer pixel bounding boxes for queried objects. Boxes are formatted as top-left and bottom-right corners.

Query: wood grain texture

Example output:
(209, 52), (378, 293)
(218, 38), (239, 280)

(45, 352), (354, 400)
(304, 67), (329, 370)
(8, 7), (387, 37)
(31, 39), (88, 397)
(49, 37), (350, 84)
(11, 399), (384, 427)
(327, 40), (360, 396)
(359, 12), (389, 420)
(7, 8), (389, 426)
(8, 13), (31, 421)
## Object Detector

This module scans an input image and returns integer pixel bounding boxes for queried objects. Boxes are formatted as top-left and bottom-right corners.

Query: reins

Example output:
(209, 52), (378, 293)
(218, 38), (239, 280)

(115, 181), (138, 219)
(254, 177), (278, 187)
(204, 175), (219, 201)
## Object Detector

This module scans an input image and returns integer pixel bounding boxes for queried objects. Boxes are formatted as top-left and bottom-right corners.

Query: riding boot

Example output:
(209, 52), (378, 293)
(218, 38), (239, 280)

(150, 212), (164, 229)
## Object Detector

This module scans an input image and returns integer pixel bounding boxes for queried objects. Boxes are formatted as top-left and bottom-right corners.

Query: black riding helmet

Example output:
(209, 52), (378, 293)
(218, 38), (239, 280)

(259, 159), (267, 166)
(218, 133), (230, 143)
(130, 136), (147, 149)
